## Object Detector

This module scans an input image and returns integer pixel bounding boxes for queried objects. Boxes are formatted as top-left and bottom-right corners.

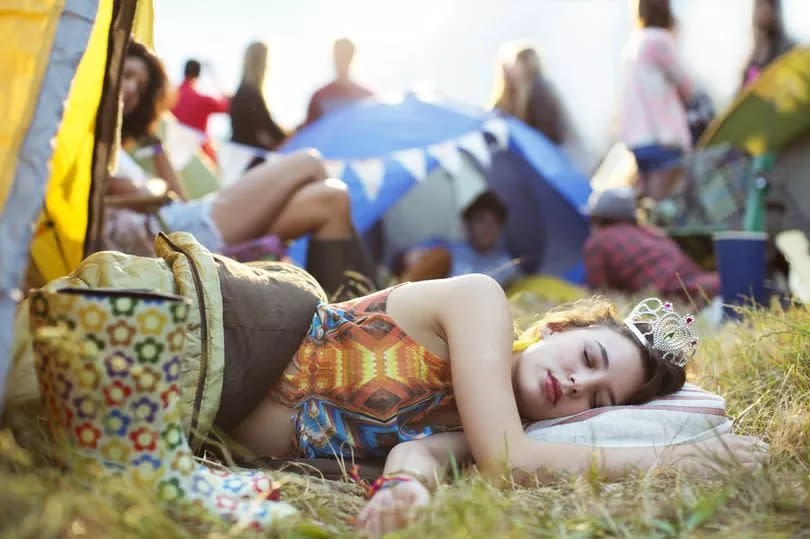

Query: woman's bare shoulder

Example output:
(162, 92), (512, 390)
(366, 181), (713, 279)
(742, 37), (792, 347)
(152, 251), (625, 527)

(386, 276), (511, 358)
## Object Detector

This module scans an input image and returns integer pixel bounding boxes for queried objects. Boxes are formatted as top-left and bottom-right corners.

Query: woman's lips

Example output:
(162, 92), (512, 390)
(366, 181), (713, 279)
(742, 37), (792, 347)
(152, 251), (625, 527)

(544, 372), (562, 405)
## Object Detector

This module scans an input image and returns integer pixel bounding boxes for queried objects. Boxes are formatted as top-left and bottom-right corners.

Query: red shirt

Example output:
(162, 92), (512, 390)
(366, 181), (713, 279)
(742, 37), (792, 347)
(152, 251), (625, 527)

(304, 80), (373, 126)
(584, 223), (720, 301)
(172, 79), (229, 133)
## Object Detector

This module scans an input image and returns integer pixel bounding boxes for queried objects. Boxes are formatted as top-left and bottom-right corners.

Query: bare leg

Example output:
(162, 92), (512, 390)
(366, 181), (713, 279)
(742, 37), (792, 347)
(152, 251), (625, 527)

(267, 179), (353, 241)
(210, 149), (327, 245)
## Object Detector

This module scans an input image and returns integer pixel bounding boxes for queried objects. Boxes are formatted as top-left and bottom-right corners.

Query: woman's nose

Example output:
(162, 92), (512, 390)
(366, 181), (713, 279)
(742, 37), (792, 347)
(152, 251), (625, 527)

(567, 372), (598, 397)
(566, 375), (580, 396)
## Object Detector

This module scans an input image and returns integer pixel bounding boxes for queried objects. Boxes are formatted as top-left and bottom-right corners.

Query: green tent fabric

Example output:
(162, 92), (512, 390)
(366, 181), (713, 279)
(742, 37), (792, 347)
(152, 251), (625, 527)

(699, 46), (810, 156)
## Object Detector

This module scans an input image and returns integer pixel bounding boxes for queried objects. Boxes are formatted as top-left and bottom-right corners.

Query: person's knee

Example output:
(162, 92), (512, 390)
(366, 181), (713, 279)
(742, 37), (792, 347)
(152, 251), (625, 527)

(320, 179), (351, 220)
(287, 148), (326, 177)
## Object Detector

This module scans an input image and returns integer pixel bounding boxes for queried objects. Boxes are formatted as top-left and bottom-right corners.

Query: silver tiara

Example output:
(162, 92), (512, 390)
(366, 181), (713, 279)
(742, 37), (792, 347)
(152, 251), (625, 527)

(623, 298), (698, 368)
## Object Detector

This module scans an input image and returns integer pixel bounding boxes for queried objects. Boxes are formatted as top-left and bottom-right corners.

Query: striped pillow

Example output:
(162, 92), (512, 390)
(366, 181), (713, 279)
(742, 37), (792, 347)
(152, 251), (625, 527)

(525, 383), (730, 448)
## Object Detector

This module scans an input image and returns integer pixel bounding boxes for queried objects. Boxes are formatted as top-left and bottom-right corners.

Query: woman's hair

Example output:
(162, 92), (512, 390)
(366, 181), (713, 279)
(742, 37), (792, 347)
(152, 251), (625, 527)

(755, 0), (786, 37)
(491, 43), (541, 116)
(241, 41), (269, 90)
(749, 0), (792, 66)
(513, 297), (686, 404)
(637, 0), (675, 30)
(122, 39), (168, 141)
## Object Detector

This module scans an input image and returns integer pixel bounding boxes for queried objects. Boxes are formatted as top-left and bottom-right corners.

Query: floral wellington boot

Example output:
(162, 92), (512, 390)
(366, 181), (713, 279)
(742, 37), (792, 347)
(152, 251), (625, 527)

(29, 288), (297, 530)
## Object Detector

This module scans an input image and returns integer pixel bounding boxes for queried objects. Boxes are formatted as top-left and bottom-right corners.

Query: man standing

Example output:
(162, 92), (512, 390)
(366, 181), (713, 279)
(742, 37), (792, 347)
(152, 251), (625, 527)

(172, 59), (230, 161)
(303, 38), (373, 126)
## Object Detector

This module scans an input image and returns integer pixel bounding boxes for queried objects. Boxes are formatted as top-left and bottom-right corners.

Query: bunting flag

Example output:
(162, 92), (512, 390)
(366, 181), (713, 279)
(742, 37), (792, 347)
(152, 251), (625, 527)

(324, 159), (346, 180)
(156, 114), (514, 206)
(427, 140), (463, 176)
(350, 158), (386, 201)
(392, 148), (427, 181)
(483, 117), (510, 150)
(456, 131), (491, 169)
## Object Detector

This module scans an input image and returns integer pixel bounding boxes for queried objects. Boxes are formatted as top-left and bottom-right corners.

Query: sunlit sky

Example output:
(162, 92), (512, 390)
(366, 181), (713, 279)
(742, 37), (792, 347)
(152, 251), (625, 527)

(154, 0), (809, 164)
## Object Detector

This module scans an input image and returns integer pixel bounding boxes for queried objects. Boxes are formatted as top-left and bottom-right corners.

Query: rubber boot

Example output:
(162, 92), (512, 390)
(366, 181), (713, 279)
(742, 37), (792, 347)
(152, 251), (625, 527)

(29, 288), (296, 530)
(306, 228), (379, 300)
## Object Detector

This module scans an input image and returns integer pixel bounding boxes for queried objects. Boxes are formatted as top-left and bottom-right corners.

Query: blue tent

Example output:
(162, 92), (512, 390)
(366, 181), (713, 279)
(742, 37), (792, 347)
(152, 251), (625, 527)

(282, 94), (591, 283)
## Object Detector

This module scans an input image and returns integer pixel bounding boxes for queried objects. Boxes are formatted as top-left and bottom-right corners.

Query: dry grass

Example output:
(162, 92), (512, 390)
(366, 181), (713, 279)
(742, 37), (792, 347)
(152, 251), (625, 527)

(2, 300), (810, 538)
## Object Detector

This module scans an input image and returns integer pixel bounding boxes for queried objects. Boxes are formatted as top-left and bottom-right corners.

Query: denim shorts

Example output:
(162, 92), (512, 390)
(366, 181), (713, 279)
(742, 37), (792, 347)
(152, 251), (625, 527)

(631, 144), (683, 173)
(158, 194), (224, 252)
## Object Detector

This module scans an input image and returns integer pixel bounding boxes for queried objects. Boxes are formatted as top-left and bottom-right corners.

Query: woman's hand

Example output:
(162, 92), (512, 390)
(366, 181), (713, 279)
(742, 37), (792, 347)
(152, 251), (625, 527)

(670, 434), (769, 476)
(355, 480), (430, 538)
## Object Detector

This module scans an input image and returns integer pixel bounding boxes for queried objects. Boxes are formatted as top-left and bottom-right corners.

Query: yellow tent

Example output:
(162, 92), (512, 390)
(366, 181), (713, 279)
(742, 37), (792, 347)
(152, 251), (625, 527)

(0, 0), (153, 406)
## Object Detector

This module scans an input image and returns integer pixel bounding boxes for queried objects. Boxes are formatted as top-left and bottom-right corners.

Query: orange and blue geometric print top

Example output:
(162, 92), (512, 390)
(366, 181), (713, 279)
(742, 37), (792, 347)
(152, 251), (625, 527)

(270, 285), (455, 459)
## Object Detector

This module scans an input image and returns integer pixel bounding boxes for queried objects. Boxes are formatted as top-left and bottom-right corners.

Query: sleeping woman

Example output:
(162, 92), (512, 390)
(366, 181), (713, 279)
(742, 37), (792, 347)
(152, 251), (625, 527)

(8, 233), (766, 535)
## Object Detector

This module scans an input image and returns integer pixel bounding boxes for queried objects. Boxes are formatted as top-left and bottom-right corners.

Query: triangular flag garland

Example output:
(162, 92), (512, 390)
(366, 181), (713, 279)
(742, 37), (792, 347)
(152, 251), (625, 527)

(392, 148), (427, 181)
(456, 131), (491, 169)
(483, 117), (510, 151)
(350, 158), (386, 201)
(426, 141), (463, 176)
(324, 160), (346, 180)
(157, 114), (512, 197)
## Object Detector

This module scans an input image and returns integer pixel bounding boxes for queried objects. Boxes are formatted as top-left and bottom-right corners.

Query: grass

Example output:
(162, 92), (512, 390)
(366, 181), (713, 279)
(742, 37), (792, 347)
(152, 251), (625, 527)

(1, 300), (809, 538)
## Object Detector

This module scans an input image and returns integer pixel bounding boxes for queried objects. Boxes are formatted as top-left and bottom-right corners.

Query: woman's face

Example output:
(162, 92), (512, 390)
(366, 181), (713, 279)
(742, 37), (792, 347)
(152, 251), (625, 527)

(121, 55), (149, 115)
(754, 0), (776, 29)
(513, 325), (645, 420)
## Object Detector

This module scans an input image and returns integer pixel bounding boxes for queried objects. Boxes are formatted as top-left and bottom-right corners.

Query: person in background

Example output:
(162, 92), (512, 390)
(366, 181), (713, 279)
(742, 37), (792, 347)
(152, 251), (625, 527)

(619, 0), (692, 201)
(741, 0), (795, 90)
(395, 192), (521, 288)
(303, 38), (373, 127)
(171, 58), (230, 162)
(492, 45), (569, 146)
(110, 39), (377, 297)
(583, 187), (719, 305)
(230, 41), (286, 169)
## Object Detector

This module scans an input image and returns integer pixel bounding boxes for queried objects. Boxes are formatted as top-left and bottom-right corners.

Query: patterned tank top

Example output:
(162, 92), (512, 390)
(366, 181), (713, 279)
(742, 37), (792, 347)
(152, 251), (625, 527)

(270, 285), (455, 459)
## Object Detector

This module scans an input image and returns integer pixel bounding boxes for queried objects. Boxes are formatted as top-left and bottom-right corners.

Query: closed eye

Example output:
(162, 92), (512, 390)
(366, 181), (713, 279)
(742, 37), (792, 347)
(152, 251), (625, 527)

(583, 347), (592, 369)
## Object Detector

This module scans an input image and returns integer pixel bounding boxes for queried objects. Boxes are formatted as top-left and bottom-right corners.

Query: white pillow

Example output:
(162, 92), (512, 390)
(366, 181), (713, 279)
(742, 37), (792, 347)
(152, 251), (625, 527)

(525, 383), (731, 447)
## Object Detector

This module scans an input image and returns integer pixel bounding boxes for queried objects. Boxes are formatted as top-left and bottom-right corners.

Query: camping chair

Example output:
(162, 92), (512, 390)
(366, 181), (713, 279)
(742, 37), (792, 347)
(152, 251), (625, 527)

(648, 144), (755, 269)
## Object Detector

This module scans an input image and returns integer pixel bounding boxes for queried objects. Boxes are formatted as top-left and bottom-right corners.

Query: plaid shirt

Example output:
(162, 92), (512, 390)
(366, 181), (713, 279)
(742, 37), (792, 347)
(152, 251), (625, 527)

(584, 223), (720, 301)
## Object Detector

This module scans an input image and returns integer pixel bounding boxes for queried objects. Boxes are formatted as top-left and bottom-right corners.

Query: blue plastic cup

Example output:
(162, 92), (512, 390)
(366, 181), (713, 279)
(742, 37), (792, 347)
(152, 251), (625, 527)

(713, 231), (768, 318)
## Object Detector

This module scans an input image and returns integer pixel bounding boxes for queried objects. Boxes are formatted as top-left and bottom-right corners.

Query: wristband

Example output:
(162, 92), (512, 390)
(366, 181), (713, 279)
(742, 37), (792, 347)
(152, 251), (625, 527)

(366, 474), (415, 498)
(349, 465), (421, 499)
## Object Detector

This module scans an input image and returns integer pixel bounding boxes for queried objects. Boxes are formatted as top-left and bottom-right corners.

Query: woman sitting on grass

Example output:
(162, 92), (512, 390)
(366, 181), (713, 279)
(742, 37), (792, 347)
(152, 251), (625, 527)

(107, 39), (375, 296)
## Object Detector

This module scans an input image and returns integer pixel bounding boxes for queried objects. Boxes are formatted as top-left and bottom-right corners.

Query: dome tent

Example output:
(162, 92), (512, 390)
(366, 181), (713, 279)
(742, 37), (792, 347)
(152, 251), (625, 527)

(282, 94), (592, 282)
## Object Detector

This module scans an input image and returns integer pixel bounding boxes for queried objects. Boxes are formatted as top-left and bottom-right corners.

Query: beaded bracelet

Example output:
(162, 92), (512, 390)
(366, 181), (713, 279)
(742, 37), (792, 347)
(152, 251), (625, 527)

(350, 465), (424, 499)
(366, 474), (417, 498)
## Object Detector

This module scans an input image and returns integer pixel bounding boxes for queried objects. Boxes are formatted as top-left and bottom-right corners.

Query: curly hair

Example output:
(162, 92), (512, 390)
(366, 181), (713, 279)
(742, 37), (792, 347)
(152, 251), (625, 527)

(513, 296), (685, 404)
(121, 39), (168, 142)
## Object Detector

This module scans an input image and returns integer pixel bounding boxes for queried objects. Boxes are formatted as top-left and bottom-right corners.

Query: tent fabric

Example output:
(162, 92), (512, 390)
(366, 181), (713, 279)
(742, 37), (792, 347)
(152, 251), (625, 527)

(699, 46), (810, 156)
(281, 95), (592, 281)
(84, 0), (140, 256)
(29, 1), (113, 282)
(381, 153), (488, 262)
(0, 0), (98, 409)
(0, 0), (65, 213)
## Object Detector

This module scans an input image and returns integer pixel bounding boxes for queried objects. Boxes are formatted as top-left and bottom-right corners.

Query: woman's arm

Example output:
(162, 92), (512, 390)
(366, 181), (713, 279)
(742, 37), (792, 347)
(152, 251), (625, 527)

(151, 144), (187, 201)
(431, 275), (763, 483)
(356, 433), (471, 536)
(382, 432), (471, 489)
